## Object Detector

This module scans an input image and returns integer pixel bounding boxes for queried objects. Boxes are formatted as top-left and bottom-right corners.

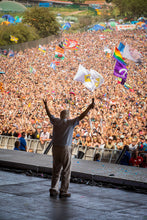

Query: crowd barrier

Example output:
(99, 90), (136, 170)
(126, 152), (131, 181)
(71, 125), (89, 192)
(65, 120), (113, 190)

(0, 135), (121, 163)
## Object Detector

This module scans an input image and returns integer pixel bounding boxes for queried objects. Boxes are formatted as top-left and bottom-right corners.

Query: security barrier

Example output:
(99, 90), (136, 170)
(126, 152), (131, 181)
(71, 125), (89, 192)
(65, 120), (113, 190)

(0, 135), (121, 163)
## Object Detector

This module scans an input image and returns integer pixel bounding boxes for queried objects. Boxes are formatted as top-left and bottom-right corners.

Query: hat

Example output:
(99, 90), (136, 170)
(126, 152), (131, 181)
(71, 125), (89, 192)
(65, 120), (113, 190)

(76, 134), (80, 137)
(109, 136), (113, 140)
(120, 135), (125, 139)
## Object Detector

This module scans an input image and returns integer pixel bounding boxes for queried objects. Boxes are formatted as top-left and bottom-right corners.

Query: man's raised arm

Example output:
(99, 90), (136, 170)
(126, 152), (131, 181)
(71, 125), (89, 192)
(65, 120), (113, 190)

(43, 99), (52, 119)
(78, 98), (95, 121)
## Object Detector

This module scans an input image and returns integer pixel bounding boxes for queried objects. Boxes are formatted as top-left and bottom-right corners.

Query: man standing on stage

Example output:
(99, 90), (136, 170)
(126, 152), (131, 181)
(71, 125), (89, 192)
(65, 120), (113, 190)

(43, 98), (95, 198)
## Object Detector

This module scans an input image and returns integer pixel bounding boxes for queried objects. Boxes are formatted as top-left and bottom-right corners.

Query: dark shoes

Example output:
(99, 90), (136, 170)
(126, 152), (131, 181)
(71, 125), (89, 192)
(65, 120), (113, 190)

(49, 189), (71, 198)
(59, 192), (71, 198)
(49, 189), (58, 197)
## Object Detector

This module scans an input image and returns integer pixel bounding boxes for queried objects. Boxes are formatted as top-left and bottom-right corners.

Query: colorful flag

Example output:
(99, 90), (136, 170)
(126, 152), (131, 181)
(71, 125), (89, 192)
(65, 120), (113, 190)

(39, 45), (46, 53)
(118, 42), (125, 54)
(10, 35), (18, 43)
(113, 60), (128, 81)
(55, 53), (65, 60)
(63, 39), (79, 50)
(55, 46), (64, 54)
(113, 47), (126, 65)
(62, 22), (71, 30)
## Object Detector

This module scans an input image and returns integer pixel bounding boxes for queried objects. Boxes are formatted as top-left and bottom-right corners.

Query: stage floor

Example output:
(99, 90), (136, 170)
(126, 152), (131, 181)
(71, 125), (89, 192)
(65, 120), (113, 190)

(0, 149), (147, 190)
(0, 170), (147, 220)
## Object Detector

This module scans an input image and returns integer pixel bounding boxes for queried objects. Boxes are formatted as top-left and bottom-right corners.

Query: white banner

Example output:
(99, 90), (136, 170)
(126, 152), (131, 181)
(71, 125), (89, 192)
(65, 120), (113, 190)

(116, 24), (136, 31)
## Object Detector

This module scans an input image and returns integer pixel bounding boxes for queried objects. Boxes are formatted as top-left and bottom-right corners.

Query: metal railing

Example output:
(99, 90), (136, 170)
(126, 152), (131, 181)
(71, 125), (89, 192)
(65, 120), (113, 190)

(0, 135), (121, 163)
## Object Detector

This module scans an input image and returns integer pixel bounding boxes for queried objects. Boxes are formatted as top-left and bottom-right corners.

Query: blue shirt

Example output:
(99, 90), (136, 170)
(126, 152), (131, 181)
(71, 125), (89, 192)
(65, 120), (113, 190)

(19, 137), (26, 151)
(120, 151), (131, 165)
(50, 115), (79, 147)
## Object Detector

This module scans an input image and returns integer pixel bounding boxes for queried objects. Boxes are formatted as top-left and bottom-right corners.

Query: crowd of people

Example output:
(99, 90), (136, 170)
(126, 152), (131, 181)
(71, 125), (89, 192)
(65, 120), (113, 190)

(0, 29), (146, 166)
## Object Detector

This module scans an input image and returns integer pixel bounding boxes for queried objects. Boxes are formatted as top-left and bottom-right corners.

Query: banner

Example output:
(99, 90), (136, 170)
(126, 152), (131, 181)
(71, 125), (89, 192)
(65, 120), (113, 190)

(116, 24), (136, 31)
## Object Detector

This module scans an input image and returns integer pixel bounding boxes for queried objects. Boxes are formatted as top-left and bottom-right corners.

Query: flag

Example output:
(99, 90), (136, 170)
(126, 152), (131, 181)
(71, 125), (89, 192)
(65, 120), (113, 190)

(10, 35), (18, 43)
(74, 65), (104, 92)
(62, 22), (71, 30)
(63, 39), (79, 50)
(55, 46), (64, 54)
(39, 45), (46, 53)
(104, 46), (111, 54)
(55, 45), (65, 60)
(74, 64), (89, 83)
(55, 53), (65, 60)
(50, 62), (56, 70)
(113, 60), (128, 81)
(122, 44), (142, 62)
(0, 71), (5, 74)
(118, 42), (125, 54)
(113, 47), (126, 65)
(90, 69), (104, 90)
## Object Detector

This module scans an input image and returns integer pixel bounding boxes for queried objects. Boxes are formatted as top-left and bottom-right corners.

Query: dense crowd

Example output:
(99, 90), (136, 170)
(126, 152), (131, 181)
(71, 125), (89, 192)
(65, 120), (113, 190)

(0, 29), (146, 157)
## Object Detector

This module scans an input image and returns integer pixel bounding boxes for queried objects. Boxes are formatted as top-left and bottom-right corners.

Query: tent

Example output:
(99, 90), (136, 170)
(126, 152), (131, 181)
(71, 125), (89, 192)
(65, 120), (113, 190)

(131, 21), (138, 24)
(89, 24), (105, 31)
(1, 21), (10, 25)
(109, 21), (117, 27)
(103, 28), (112, 32)
(15, 16), (22, 23)
(2, 14), (15, 23)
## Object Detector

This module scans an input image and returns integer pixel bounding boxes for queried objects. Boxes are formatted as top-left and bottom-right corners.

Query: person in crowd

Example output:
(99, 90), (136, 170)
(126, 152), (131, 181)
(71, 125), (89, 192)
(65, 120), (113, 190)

(117, 135), (125, 150)
(14, 140), (20, 151)
(129, 138), (138, 151)
(93, 153), (101, 162)
(40, 127), (50, 149)
(105, 136), (115, 149)
(19, 132), (27, 151)
(129, 150), (143, 167)
(119, 145), (131, 166)
(43, 98), (95, 198)
(85, 135), (93, 147)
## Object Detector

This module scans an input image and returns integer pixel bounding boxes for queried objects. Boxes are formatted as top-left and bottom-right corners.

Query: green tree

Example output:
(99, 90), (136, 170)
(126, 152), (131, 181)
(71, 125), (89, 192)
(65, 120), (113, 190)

(112, 0), (147, 18)
(23, 7), (60, 38)
(0, 23), (39, 46)
(105, 0), (112, 3)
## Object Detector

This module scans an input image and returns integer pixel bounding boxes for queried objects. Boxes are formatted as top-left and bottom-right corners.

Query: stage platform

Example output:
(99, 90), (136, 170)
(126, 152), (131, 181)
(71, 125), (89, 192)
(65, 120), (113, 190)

(0, 149), (147, 190)
(0, 170), (147, 220)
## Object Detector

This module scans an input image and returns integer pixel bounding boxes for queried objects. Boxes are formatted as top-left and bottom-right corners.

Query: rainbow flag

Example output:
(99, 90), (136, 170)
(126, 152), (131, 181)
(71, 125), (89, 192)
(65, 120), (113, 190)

(113, 47), (126, 65)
